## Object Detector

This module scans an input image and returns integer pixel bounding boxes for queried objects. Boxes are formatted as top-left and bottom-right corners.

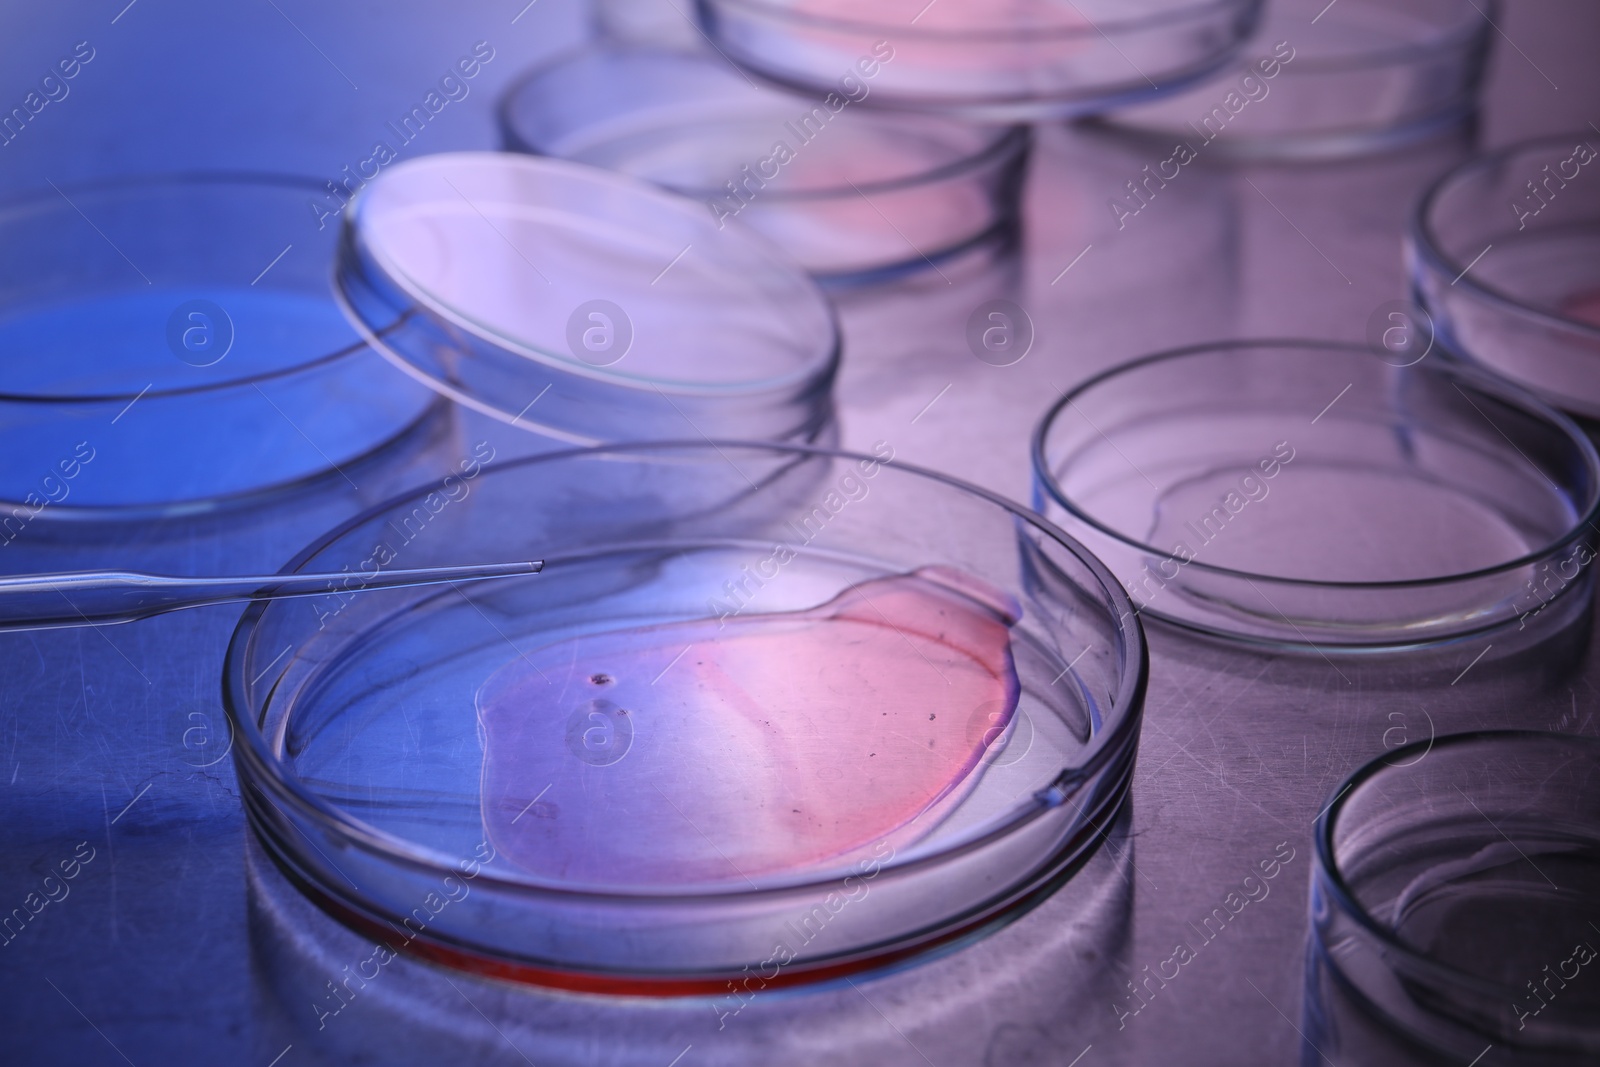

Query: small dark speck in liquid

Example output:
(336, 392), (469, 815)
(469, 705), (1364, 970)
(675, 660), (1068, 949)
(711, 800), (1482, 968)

(477, 566), (1021, 885)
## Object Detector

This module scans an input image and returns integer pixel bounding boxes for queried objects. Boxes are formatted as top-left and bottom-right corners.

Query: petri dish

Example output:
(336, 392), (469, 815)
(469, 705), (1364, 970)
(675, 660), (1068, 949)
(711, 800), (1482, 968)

(1410, 133), (1600, 421)
(223, 441), (1146, 993)
(0, 174), (439, 521)
(1312, 731), (1600, 1062)
(1031, 340), (1600, 649)
(499, 45), (1030, 287)
(697, 0), (1264, 122)
(333, 152), (839, 446)
(592, 0), (705, 49)
(1088, 0), (1493, 161)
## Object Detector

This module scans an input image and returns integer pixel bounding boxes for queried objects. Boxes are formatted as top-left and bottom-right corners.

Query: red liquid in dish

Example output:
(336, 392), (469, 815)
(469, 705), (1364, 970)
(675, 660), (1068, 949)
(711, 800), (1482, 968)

(476, 567), (1021, 887)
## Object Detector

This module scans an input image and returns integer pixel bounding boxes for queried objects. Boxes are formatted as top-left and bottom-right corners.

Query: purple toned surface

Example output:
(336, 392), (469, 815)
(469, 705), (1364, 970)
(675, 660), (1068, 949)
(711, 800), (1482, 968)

(0, 2), (1596, 1066)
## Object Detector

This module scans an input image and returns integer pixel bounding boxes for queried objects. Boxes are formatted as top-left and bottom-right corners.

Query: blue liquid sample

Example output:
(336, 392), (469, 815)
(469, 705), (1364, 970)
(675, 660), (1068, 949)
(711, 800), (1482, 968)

(0, 286), (433, 509)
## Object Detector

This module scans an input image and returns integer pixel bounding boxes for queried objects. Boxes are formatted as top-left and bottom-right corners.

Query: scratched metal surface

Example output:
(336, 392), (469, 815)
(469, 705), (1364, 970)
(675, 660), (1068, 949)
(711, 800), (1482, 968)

(1, 3), (1598, 1066)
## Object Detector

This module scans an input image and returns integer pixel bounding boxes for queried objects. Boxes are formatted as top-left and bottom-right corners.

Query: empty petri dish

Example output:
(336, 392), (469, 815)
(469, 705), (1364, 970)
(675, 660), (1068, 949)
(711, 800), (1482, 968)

(1031, 340), (1600, 649)
(334, 152), (839, 446)
(0, 174), (439, 521)
(1312, 731), (1600, 1062)
(224, 442), (1145, 992)
(698, 0), (1264, 122)
(499, 46), (1030, 286)
(1411, 133), (1600, 422)
(1088, 0), (1493, 160)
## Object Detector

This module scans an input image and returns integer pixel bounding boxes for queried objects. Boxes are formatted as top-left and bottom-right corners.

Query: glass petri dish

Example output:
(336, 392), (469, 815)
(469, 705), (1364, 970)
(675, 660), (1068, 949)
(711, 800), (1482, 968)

(245, 816), (1134, 1064)
(697, 0), (1264, 122)
(1312, 731), (1600, 1062)
(223, 442), (1146, 993)
(593, 0), (705, 49)
(0, 174), (440, 521)
(499, 45), (1030, 287)
(1088, 0), (1493, 161)
(334, 152), (839, 446)
(1031, 340), (1600, 649)
(1410, 133), (1600, 422)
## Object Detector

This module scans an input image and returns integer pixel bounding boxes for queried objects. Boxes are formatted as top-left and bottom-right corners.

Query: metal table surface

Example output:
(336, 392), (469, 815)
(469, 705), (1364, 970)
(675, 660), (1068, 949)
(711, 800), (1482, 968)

(2, 3), (1599, 1065)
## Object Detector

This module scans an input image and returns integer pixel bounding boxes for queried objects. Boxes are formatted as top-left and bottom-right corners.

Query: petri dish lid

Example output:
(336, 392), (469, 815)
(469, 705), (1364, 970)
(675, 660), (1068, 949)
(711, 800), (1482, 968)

(334, 152), (839, 445)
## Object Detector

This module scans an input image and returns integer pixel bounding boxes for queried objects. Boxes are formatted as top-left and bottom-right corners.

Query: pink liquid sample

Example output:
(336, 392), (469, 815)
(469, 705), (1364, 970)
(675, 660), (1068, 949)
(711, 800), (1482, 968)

(476, 566), (1021, 888)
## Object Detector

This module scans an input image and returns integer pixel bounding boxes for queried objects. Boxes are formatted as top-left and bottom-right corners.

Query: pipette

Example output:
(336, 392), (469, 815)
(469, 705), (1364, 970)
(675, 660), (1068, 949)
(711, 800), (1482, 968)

(0, 561), (541, 632)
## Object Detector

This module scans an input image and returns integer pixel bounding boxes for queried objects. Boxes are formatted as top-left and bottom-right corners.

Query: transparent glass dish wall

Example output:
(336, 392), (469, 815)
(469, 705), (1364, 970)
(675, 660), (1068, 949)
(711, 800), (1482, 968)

(226, 443), (1147, 992)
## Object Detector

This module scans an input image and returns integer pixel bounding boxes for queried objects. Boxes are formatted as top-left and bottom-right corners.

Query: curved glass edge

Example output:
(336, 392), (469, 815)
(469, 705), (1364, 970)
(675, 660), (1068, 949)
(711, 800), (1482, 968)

(1030, 340), (1600, 594)
(0, 170), (448, 518)
(219, 441), (1148, 989)
(333, 155), (842, 444)
(224, 441), (1148, 890)
(703, 0), (1255, 41)
(1080, 96), (1479, 164)
(1310, 730), (1600, 1056)
(496, 46), (1033, 202)
(1409, 132), (1600, 345)
(1027, 340), (1600, 650)
(697, 0), (1264, 122)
